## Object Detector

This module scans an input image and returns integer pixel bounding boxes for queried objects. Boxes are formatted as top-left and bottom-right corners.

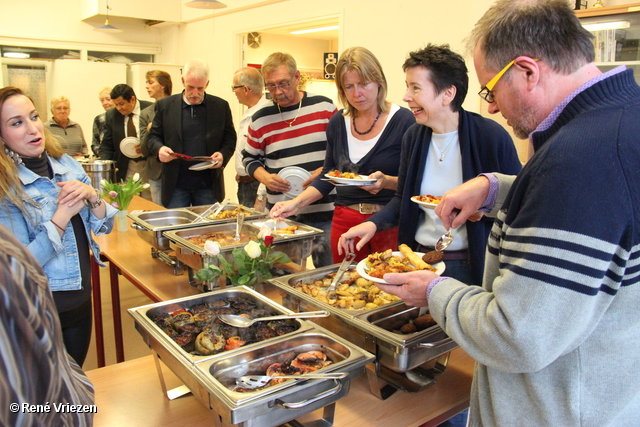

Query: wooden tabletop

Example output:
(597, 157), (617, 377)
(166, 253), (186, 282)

(94, 197), (201, 302)
(86, 348), (474, 427)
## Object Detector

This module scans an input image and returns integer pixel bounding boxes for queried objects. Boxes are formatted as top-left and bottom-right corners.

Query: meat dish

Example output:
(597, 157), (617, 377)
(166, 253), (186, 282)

(150, 296), (299, 356)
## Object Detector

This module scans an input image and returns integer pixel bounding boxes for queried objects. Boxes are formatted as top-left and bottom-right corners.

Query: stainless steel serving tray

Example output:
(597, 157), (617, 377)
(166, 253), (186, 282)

(193, 331), (374, 426)
(128, 286), (313, 366)
(268, 266), (457, 372)
(163, 219), (323, 284)
(128, 203), (266, 250)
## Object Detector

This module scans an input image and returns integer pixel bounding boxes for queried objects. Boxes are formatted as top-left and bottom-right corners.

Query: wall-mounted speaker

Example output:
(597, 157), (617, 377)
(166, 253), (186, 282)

(324, 52), (338, 80)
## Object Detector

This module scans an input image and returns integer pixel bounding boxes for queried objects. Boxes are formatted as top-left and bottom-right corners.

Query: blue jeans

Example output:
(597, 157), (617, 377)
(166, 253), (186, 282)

(167, 188), (216, 208)
(303, 218), (333, 268)
(237, 180), (259, 207)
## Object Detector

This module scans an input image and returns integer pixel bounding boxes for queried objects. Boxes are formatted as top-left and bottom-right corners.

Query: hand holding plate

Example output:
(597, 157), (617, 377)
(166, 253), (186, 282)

(377, 270), (439, 307)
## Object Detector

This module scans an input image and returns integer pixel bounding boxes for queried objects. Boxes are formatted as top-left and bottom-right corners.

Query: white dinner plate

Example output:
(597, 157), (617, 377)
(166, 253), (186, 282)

(278, 167), (312, 198)
(410, 196), (441, 210)
(120, 137), (142, 159)
(356, 251), (445, 285)
(189, 160), (218, 171)
(324, 173), (377, 186)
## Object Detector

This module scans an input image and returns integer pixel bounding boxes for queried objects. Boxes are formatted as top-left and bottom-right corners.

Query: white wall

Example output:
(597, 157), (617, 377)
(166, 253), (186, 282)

(3, 0), (624, 197)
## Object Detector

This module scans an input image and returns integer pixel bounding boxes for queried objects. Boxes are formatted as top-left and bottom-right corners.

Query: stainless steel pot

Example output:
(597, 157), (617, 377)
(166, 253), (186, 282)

(78, 158), (116, 190)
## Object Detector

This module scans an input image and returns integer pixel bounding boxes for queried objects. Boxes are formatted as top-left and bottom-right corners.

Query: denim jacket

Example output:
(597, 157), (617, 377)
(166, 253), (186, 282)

(0, 154), (116, 291)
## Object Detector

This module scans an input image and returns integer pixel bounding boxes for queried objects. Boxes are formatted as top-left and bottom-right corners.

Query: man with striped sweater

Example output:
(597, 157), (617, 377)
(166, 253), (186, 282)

(243, 52), (338, 268)
(369, 0), (640, 425)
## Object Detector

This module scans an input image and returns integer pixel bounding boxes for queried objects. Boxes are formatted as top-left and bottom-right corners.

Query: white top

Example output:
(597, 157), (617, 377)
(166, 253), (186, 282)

(235, 96), (271, 176)
(415, 130), (468, 250)
(345, 104), (400, 164)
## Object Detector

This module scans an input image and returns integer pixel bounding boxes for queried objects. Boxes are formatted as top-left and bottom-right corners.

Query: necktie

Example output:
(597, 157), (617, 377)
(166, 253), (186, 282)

(127, 113), (137, 137)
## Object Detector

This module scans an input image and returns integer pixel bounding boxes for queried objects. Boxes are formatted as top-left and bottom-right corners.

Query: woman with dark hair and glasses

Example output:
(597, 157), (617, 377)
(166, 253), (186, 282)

(270, 46), (416, 263)
(339, 44), (521, 287)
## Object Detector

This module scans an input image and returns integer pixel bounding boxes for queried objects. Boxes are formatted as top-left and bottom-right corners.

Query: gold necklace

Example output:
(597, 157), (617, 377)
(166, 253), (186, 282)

(277, 97), (303, 127)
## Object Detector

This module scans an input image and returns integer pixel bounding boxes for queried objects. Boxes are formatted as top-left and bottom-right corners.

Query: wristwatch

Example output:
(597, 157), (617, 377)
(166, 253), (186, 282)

(257, 194), (266, 202)
(85, 189), (103, 209)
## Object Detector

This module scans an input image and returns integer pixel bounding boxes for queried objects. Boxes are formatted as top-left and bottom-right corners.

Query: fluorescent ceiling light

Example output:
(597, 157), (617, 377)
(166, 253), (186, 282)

(3, 52), (30, 59)
(185, 0), (227, 9)
(291, 26), (339, 35)
(582, 20), (630, 31)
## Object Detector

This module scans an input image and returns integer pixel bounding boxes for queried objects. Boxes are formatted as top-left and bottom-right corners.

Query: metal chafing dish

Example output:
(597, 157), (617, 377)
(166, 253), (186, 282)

(163, 219), (323, 288)
(266, 266), (458, 399)
(128, 203), (266, 251)
(128, 287), (310, 365)
(128, 287), (374, 427)
(194, 331), (373, 426)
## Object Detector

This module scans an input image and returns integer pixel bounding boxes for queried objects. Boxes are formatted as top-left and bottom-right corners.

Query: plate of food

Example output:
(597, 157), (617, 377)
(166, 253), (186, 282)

(411, 194), (443, 210)
(278, 166), (311, 198)
(120, 137), (142, 159)
(356, 244), (445, 285)
(325, 171), (377, 185)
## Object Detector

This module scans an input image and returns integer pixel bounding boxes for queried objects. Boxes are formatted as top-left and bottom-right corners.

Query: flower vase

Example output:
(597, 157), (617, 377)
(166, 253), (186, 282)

(116, 209), (129, 232)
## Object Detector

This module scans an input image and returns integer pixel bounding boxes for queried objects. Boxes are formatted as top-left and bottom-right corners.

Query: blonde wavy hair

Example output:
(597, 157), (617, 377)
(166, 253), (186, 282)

(0, 86), (64, 212)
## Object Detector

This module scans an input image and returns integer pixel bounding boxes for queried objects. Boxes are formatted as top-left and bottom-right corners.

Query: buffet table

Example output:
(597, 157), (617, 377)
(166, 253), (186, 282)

(86, 348), (474, 427)
(92, 197), (202, 364)
(89, 196), (475, 425)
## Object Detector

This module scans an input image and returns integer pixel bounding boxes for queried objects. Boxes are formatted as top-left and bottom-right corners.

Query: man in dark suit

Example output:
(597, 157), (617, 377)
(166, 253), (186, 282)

(100, 84), (152, 198)
(147, 59), (236, 208)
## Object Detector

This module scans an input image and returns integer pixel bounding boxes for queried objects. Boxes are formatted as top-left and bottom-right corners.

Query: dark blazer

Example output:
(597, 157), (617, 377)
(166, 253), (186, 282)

(146, 93), (236, 206)
(139, 104), (162, 181)
(100, 100), (152, 181)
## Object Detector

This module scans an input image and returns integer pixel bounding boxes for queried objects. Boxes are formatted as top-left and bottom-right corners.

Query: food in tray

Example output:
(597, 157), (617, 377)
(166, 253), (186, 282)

(149, 297), (299, 356)
(232, 350), (333, 392)
(292, 269), (401, 310)
(327, 170), (363, 180)
(392, 313), (436, 335)
(275, 225), (298, 235)
(206, 206), (250, 220)
(365, 244), (436, 278)
(185, 231), (251, 247)
(422, 251), (444, 264)
(414, 194), (442, 204)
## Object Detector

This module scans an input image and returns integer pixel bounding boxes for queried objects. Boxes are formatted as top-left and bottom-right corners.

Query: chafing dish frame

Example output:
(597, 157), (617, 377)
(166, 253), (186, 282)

(163, 219), (323, 289)
(266, 266), (459, 398)
(128, 286), (375, 427)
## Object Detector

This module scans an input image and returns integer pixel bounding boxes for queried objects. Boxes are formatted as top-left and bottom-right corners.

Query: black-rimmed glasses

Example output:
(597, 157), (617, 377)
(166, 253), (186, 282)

(231, 85), (245, 90)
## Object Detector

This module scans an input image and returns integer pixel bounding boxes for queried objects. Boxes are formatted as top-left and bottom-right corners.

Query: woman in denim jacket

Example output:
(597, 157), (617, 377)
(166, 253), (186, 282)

(0, 86), (117, 366)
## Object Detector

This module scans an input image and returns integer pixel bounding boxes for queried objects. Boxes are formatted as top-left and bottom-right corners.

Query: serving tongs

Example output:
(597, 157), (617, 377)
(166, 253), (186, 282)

(191, 198), (230, 224)
(327, 252), (356, 293)
(170, 152), (214, 162)
(236, 372), (348, 389)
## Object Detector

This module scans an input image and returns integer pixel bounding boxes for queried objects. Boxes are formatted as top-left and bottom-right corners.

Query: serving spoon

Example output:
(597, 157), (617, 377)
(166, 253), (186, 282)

(235, 372), (347, 389)
(217, 310), (330, 328)
(233, 213), (245, 241)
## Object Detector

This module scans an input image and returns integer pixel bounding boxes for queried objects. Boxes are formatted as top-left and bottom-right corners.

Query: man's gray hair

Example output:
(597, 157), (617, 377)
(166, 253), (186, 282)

(183, 58), (210, 81)
(262, 52), (297, 78)
(235, 67), (264, 94)
(466, 0), (594, 75)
